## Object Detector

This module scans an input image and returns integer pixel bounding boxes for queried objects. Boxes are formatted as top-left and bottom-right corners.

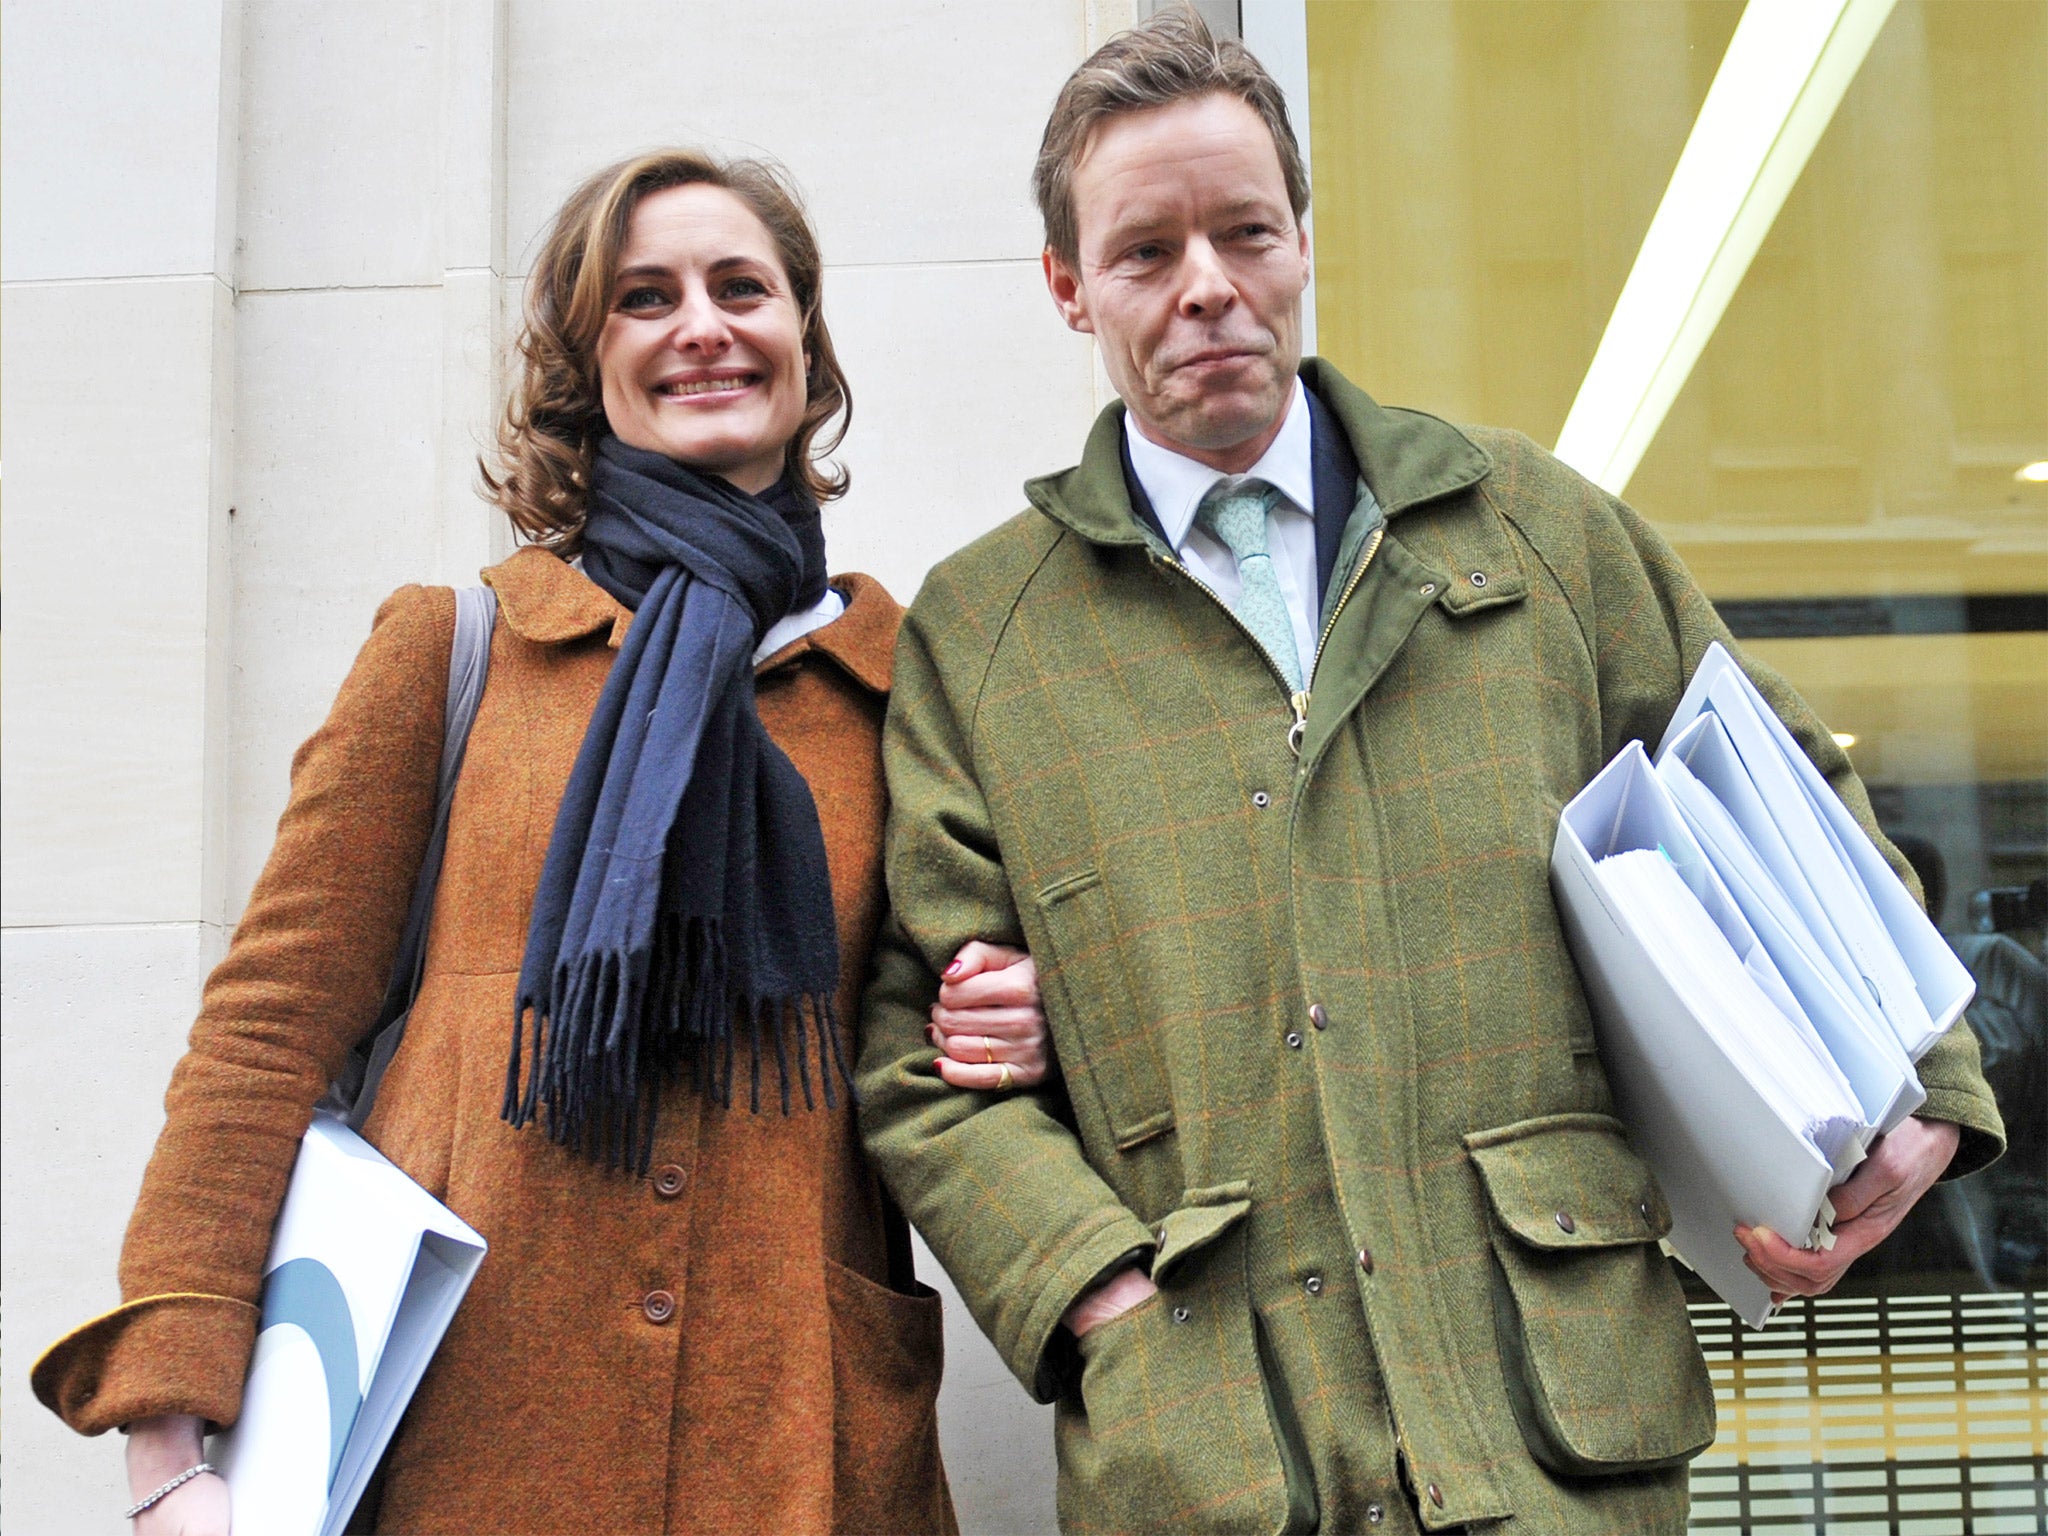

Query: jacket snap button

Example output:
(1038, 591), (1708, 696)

(1419, 582), (1436, 596)
(1428, 1482), (1445, 1509)
(1172, 1305), (1191, 1324)
(1284, 1031), (1304, 1050)
(1357, 1247), (1374, 1275)
(1469, 571), (1488, 588)
(1639, 1200), (1651, 1222)
(642, 1289), (677, 1324)
(1304, 1274), (1323, 1296)
(1309, 1002), (1329, 1030)
(1555, 1211), (1577, 1234)
(1252, 790), (1271, 808)
(652, 1164), (687, 1199)
(1366, 1504), (1385, 1525)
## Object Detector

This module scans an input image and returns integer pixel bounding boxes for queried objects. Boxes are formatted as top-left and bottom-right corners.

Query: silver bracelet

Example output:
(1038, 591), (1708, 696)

(123, 1462), (215, 1520)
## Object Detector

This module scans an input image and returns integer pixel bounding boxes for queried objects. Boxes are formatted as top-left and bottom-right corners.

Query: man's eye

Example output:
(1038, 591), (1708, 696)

(1128, 243), (1166, 263)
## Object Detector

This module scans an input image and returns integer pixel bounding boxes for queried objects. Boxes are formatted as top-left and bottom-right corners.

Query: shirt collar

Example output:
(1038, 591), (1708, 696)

(1123, 376), (1314, 548)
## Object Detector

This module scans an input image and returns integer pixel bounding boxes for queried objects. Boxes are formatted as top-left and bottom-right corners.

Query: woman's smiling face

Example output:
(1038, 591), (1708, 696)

(596, 182), (808, 494)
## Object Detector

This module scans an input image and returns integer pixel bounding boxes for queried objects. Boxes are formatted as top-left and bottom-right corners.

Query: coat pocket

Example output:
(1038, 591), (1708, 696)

(1034, 869), (1175, 1151)
(1056, 1191), (1287, 1536)
(1465, 1113), (1716, 1477)
(822, 1257), (955, 1535)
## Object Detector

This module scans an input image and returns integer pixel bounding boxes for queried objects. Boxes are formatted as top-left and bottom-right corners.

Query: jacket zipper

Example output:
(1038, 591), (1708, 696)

(1154, 523), (1386, 761)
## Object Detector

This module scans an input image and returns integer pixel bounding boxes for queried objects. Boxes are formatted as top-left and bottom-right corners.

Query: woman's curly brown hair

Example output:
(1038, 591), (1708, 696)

(481, 149), (851, 553)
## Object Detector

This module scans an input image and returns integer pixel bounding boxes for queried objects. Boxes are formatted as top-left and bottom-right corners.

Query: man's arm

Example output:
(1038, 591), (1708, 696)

(1568, 481), (2006, 1291)
(857, 588), (1156, 1399)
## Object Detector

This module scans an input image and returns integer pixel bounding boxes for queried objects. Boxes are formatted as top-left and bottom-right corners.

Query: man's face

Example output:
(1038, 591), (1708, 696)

(1046, 92), (1310, 473)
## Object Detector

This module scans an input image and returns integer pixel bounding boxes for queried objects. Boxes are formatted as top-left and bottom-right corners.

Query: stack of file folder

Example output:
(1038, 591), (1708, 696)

(1551, 643), (1974, 1326)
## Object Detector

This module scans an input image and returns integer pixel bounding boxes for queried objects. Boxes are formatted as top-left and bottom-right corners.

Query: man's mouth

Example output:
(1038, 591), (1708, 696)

(656, 373), (760, 399)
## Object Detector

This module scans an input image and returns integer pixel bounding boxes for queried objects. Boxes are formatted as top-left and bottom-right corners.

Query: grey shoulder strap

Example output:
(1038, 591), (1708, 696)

(338, 583), (499, 1129)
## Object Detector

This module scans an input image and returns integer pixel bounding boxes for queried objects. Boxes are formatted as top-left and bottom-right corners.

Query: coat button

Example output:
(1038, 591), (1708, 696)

(1555, 1211), (1577, 1234)
(1358, 1247), (1375, 1275)
(1284, 1031), (1304, 1049)
(1366, 1504), (1385, 1525)
(1252, 790), (1271, 808)
(1172, 1305), (1192, 1324)
(642, 1289), (676, 1324)
(1308, 1002), (1329, 1030)
(1469, 571), (1488, 588)
(652, 1164), (687, 1199)
(1428, 1482), (1445, 1508)
(1304, 1274), (1323, 1296)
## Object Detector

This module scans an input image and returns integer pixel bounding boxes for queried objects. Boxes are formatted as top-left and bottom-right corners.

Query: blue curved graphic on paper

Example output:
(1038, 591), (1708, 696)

(258, 1257), (362, 1489)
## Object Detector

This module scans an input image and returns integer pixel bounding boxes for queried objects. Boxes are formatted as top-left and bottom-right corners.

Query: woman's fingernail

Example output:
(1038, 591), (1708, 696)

(943, 959), (964, 978)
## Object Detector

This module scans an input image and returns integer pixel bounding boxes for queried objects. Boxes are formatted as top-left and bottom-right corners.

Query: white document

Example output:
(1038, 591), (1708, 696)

(209, 1113), (486, 1536)
(1657, 643), (1972, 1057)
(1553, 743), (1863, 1327)
(1658, 717), (1925, 1135)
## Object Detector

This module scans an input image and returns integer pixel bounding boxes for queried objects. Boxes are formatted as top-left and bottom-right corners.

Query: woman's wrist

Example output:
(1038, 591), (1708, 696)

(125, 1414), (207, 1497)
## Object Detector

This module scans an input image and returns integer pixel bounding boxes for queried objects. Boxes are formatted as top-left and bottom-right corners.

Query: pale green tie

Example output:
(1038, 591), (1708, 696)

(1194, 476), (1303, 691)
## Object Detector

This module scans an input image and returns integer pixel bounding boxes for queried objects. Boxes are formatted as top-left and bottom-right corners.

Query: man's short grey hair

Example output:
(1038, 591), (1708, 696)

(1032, 5), (1311, 268)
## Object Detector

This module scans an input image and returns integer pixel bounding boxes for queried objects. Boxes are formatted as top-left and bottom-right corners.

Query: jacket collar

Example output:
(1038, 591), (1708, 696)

(481, 546), (899, 695)
(1023, 357), (1492, 547)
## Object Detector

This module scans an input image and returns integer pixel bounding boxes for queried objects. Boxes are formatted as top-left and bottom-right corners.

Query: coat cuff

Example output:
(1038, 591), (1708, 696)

(1017, 1208), (1158, 1403)
(32, 1293), (258, 1436)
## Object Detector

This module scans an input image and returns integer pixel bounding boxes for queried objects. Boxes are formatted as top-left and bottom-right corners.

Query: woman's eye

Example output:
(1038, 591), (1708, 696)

(720, 275), (769, 301)
(617, 286), (671, 312)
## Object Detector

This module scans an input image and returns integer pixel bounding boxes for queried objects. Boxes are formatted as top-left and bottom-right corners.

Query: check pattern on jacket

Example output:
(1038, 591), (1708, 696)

(857, 361), (2003, 1536)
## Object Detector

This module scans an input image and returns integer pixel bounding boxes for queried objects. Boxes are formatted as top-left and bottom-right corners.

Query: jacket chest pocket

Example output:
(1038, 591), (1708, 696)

(1035, 869), (1176, 1152)
(1465, 1113), (1716, 1477)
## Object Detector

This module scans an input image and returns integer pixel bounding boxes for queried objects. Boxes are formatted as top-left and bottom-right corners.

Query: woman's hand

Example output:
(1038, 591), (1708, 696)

(929, 941), (1051, 1091)
(126, 1415), (229, 1536)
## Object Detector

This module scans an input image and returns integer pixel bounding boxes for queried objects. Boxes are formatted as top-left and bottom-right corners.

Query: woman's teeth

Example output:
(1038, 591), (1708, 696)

(662, 376), (754, 396)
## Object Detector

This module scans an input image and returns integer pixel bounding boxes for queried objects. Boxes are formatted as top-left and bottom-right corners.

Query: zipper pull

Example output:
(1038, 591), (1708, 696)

(1288, 691), (1310, 757)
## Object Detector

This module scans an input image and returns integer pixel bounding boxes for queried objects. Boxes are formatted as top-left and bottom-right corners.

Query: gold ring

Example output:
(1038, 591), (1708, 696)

(983, 1035), (997, 1065)
(996, 1062), (1014, 1091)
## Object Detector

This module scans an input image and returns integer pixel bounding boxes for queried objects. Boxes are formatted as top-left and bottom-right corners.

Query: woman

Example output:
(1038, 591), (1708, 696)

(34, 149), (1048, 1534)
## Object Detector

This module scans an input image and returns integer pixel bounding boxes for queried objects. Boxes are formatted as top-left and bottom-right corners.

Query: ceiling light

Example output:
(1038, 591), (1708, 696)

(1831, 732), (1857, 749)
(2017, 461), (2048, 484)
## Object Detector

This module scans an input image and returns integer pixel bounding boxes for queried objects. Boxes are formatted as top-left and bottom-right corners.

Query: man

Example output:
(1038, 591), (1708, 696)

(859, 13), (2003, 1533)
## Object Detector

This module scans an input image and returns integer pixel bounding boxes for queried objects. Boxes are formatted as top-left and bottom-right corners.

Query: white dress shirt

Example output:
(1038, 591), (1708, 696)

(753, 585), (845, 663)
(1124, 377), (1321, 673)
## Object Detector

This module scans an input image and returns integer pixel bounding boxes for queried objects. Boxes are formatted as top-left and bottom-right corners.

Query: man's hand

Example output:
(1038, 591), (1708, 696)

(1736, 1116), (1960, 1302)
(1063, 1265), (1161, 1338)
(928, 941), (1051, 1091)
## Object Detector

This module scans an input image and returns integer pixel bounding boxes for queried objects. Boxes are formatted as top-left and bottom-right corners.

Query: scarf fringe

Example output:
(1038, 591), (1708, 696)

(502, 915), (852, 1173)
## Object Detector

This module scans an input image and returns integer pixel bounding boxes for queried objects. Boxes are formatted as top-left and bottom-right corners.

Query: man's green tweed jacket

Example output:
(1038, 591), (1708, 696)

(858, 361), (2003, 1536)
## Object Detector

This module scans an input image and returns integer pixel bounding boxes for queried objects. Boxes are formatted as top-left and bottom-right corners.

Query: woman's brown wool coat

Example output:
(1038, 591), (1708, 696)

(33, 550), (957, 1536)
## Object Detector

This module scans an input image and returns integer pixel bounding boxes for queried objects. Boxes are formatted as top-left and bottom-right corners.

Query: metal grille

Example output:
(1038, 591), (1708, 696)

(1687, 1290), (2047, 1533)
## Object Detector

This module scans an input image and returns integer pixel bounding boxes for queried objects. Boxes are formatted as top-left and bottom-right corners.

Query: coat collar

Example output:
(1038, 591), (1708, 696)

(481, 546), (899, 695)
(1022, 357), (1493, 548)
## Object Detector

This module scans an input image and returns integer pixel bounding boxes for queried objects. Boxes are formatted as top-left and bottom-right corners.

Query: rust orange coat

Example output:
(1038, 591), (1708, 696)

(34, 549), (956, 1536)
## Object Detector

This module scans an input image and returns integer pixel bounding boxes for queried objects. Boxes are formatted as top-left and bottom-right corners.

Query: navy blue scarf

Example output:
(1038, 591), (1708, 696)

(504, 436), (846, 1171)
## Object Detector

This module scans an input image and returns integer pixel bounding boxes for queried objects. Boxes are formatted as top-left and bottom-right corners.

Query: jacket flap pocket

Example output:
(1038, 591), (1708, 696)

(1150, 1182), (1252, 1287)
(1465, 1113), (1670, 1249)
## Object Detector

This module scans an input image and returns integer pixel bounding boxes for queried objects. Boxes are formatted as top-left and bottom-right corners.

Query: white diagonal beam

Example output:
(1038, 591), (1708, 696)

(1554, 0), (1897, 495)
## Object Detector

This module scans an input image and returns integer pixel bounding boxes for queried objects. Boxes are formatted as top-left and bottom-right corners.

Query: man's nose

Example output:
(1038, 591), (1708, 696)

(1176, 238), (1237, 318)
(667, 287), (733, 354)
